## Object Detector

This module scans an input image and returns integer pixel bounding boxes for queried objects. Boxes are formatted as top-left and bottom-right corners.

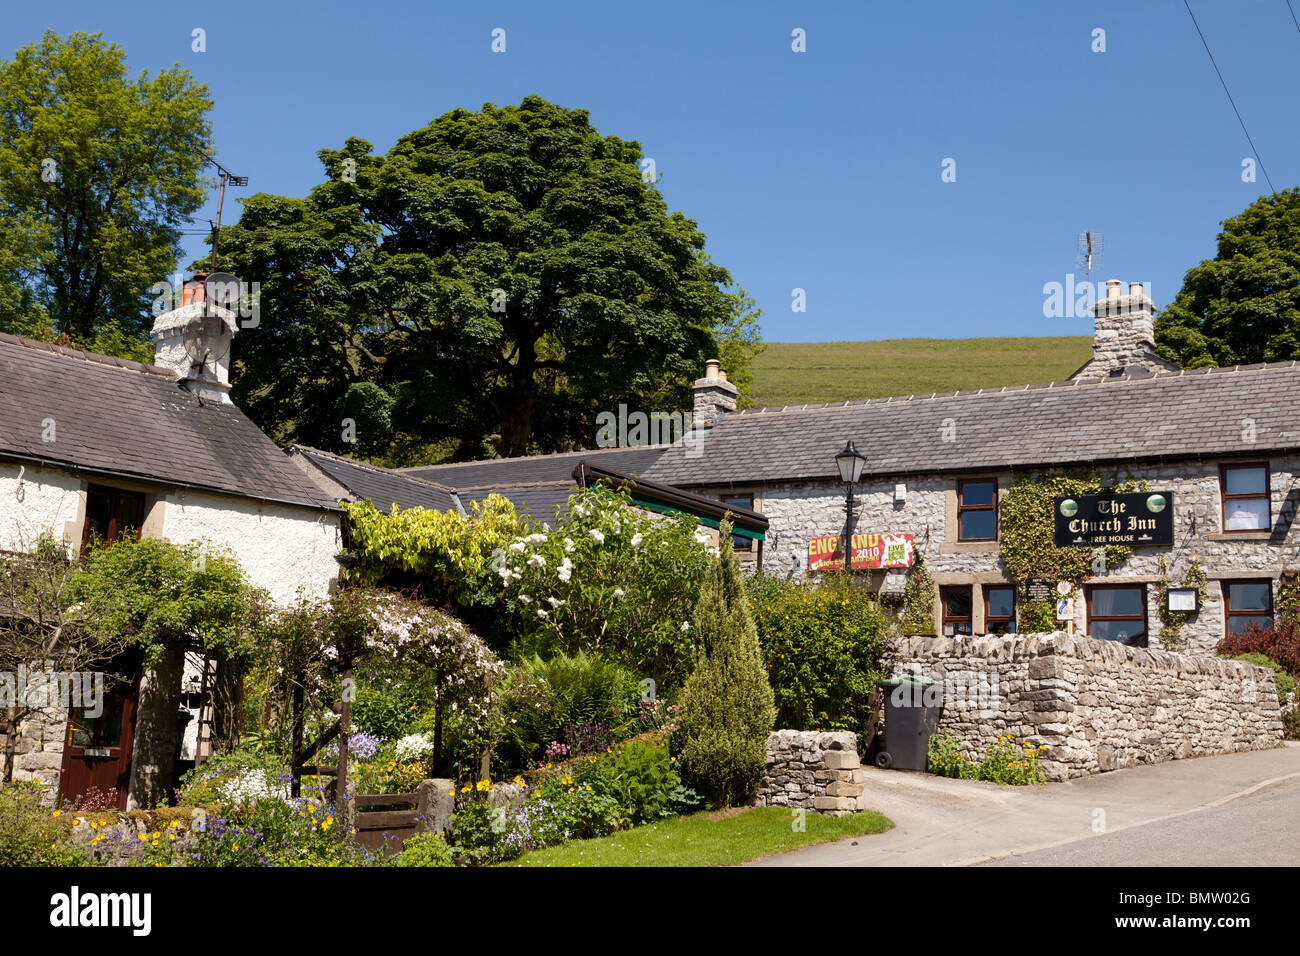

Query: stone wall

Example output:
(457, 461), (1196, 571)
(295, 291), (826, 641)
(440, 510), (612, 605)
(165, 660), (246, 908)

(753, 730), (865, 815)
(720, 454), (1300, 657)
(894, 631), (1284, 780)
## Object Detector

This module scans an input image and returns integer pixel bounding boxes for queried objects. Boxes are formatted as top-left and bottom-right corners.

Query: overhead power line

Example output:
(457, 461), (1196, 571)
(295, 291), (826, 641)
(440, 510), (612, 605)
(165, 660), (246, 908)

(1288, 0), (1300, 36)
(1183, 0), (1276, 194)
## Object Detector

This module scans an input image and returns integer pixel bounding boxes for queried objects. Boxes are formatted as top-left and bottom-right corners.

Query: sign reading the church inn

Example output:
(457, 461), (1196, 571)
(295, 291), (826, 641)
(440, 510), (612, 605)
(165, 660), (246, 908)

(1053, 492), (1174, 548)
(808, 533), (915, 572)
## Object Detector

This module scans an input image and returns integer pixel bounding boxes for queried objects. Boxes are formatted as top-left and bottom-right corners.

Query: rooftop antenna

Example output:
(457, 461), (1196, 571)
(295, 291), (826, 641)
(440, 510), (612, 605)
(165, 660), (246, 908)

(197, 150), (248, 274)
(1076, 231), (1104, 296)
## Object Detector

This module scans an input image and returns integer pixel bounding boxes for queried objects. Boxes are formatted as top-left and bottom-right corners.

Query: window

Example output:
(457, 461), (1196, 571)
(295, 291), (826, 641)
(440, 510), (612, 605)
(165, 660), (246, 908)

(1224, 580), (1273, 637)
(984, 586), (1016, 635)
(957, 479), (997, 541)
(82, 485), (145, 550)
(1221, 463), (1270, 532)
(719, 494), (753, 551)
(1086, 585), (1148, 647)
(941, 586), (973, 635)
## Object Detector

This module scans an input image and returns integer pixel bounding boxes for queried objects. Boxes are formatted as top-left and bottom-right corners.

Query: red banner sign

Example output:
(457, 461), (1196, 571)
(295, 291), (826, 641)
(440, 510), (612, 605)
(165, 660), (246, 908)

(807, 533), (915, 572)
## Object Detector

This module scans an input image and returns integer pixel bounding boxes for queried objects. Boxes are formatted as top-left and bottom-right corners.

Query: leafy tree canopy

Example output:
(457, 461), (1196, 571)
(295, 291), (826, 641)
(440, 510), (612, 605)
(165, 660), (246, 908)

(1155, 188), (1300, 368)
(215, 95), (762, 462)
(0, 30), (213, 354)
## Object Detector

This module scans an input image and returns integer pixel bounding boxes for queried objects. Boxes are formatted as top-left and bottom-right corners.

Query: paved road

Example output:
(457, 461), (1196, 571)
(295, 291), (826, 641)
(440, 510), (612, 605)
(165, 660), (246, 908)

(748, 743), (1300, 867)
(982, 780), (1300, 866)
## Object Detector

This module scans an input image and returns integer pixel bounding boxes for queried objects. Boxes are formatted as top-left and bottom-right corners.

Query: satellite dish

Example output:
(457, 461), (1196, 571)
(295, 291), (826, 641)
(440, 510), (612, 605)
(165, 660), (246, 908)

(182, 315), (232, 375)
(203, 272), (241, 313)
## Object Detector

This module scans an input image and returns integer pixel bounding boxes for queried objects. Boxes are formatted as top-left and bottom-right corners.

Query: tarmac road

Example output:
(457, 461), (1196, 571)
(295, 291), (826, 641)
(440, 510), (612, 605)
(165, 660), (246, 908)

(747, 743), (1300, 867)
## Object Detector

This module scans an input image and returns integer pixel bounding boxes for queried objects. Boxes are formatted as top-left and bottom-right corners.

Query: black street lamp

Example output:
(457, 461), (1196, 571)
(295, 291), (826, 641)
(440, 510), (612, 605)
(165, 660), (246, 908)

(834, 441), (867, 571)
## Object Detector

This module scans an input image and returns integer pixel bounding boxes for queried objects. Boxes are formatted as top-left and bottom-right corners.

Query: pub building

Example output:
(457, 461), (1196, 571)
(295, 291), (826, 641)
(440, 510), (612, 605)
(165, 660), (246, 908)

(644, 280), (1300, 656)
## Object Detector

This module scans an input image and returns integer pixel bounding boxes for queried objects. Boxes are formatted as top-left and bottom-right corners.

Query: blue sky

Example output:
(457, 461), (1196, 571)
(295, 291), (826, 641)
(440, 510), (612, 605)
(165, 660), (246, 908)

(9, 1), (1299, 343)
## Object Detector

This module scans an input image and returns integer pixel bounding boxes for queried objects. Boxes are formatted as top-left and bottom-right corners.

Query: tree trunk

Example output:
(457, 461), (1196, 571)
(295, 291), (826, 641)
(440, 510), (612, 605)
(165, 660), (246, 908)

(496, 336), (538, 457)
(2, 706), (19, 785)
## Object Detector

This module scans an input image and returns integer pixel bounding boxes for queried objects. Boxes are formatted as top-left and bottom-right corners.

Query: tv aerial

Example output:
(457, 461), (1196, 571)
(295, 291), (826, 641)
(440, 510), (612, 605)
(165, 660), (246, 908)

(1076, 231), (1104, 293)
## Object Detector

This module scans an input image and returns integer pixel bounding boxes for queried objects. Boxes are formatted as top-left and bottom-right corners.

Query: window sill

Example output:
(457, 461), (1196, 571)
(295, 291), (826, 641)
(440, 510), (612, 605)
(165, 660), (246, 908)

(1205, 532), (1272, 542)
(939, 540), (1000, 554)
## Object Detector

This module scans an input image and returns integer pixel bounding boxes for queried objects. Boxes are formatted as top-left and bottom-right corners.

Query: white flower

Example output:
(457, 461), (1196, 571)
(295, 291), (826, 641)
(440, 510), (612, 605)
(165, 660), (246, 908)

(693, 527), (710, 546)
(613, 588), (625, 599)
(508, 541), (526, 553)
(395, 732), (436, 761)
(611, 520), (621, 534)
(573, 504), (590, 518)
(558, 557), (573, 583)
(631, 532), (643, 549)
(680, 622), (690, 632)
(589, 529), (605, 545)
(525, 533), (548, 545)
(537, 608), (548, 619)
(547, 596), (564, 608)
(527, 553), (546, 568)
(519, 594), (532, 605)
(564, 538), (575, 553)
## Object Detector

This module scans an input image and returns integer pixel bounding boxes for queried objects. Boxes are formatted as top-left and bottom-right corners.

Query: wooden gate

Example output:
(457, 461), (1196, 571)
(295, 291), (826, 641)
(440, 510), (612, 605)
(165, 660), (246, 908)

(354, 786), (441, 855)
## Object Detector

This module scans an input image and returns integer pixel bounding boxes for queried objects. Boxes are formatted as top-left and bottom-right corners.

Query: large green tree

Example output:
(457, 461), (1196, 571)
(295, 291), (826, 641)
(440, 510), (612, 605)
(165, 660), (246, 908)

(215, 95), (762, 461)
(0, 30), (213, 352)
(1155, 189), (1300, 368)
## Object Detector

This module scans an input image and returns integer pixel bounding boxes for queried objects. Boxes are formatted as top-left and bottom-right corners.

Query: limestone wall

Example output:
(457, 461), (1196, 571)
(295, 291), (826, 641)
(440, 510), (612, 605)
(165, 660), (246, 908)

(894, 631), (1284, 780)
(754, 730), (865, 814)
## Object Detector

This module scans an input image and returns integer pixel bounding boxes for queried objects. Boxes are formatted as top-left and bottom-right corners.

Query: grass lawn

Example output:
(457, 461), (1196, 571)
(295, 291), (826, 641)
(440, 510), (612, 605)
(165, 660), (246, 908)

(749, 336), (1092, 408)
(503, 806), (893, 867)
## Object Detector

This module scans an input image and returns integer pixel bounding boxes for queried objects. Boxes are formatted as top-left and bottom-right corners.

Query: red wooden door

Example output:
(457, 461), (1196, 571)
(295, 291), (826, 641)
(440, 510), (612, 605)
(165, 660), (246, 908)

(59, 674), (139, 810)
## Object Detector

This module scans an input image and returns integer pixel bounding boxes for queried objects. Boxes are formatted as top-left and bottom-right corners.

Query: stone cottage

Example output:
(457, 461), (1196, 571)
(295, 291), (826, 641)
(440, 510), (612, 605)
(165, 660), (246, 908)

(646, 279), (1300, 656)
(0, 277), (343, 808)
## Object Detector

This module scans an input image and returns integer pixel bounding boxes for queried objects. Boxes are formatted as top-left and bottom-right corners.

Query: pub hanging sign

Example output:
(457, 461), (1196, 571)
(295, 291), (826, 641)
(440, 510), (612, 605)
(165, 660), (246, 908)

(808, 532), (915, 572)
(1053, 492), (1174, 548)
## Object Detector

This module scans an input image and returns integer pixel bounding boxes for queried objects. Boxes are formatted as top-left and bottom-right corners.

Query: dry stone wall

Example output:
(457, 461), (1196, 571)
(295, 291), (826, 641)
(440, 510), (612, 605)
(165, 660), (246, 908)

(753, 730), (865, 814)
(894, 631), (1283, 780)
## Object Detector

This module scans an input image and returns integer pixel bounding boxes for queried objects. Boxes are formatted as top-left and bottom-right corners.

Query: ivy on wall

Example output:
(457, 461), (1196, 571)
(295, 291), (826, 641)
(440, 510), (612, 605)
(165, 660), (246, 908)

(902, 558), (935, 635)
(998, 469), (1143, 632)
(1154, 554), (1208, 653)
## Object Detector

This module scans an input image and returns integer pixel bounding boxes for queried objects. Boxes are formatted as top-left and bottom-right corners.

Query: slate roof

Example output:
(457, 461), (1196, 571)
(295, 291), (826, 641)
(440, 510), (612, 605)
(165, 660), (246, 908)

(645, 363), (1300, 486)
(292, 446), (668, 521)
(399, 445), (667, 489)
(398, 445), (668, 519)
(0, 332), (339, 510)
(291, 446), (462, 513)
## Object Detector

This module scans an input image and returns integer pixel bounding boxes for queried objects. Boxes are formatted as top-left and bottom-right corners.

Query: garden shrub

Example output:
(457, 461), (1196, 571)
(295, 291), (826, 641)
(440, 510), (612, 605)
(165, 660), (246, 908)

(494, 486), (712, 688)
(1284, 708), (1300, 741)
(392, 831), (454, 867)
(1218, 621), (1300, 679)
(609, 740), (678, 825)
(1224, 653), (1295, 706)
(0, 782), (89, 866)
(494, 650), (641, 770)
(746, 574), (895, 740)
(185, 796), (370, 867)
(674, 530), (776, 808)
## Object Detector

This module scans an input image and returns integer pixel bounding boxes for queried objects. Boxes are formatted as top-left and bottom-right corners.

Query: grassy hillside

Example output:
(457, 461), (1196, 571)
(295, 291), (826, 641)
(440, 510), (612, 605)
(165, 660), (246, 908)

(747, 337), (1094, 408)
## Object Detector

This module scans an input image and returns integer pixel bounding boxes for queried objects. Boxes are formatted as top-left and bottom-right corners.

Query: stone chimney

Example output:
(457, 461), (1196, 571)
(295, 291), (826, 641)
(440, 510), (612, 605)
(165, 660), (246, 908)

(693, 358), (738, 428)
(150, 273), (239, 403)
(1069, 278), (1179, 381)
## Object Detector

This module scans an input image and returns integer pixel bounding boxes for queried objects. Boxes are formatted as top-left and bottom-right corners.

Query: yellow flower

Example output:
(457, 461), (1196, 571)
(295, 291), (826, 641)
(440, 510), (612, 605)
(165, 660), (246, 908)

(51, 810), (61, 818)
(137, 833), (147, 841)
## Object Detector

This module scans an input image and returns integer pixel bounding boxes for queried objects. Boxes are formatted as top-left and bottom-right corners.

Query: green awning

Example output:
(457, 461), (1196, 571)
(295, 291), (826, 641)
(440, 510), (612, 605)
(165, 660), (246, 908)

(628, 495), (766, 540)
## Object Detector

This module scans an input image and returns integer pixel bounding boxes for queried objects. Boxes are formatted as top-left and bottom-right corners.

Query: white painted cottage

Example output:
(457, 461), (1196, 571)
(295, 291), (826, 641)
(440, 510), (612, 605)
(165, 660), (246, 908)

(0, 279), (343, 807)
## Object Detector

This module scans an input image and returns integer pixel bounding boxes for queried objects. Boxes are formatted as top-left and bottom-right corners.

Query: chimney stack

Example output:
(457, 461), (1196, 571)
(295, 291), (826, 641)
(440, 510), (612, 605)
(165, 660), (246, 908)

(1069, 277), (1178, 381)
(150, 274), (239, 403)
(693, 358), (738, 428)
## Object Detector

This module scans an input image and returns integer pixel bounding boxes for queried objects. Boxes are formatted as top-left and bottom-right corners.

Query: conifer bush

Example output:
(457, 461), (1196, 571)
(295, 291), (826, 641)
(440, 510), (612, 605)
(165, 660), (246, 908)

(673, 526), (776, 808)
